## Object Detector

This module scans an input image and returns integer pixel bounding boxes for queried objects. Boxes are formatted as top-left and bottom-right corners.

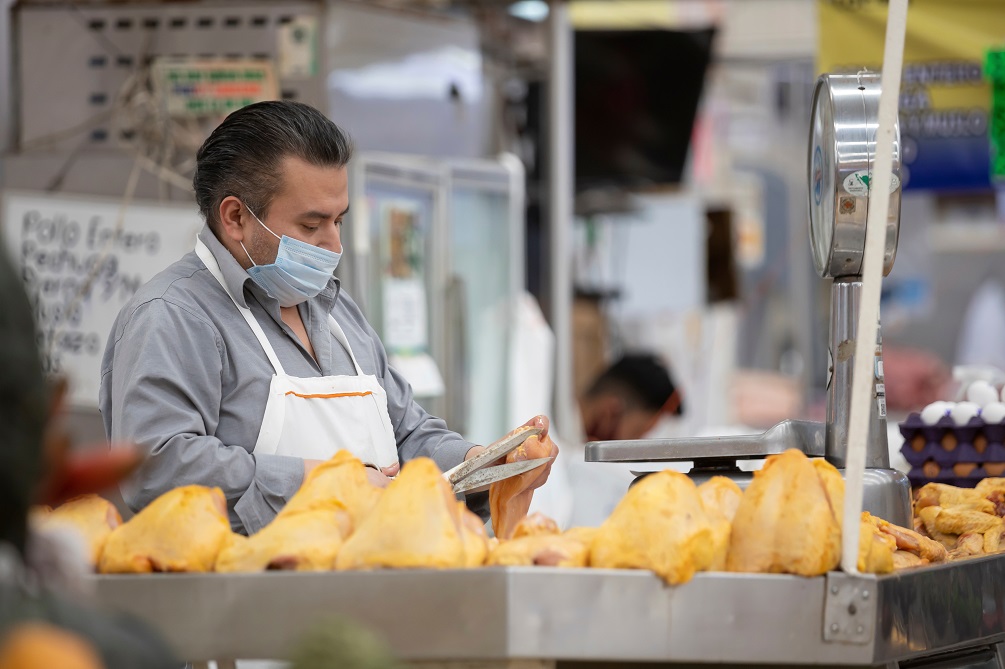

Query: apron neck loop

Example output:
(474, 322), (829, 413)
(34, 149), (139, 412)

(196, 238), (287, 376)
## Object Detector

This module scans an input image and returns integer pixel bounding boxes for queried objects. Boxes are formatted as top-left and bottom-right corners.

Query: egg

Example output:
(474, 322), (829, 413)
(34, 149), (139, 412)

(950, 401), (981, 426)
(920, 402), (949, 425)
(982, 402), (1005, 424)
(967, 381), (999, 407)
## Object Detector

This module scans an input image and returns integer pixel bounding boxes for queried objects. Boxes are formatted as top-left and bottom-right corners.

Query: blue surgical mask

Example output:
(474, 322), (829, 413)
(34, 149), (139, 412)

(240, 206), (341, 307)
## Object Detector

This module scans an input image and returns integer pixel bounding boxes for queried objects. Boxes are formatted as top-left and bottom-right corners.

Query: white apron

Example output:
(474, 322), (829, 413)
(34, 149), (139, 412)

(195, 240), (399, 470)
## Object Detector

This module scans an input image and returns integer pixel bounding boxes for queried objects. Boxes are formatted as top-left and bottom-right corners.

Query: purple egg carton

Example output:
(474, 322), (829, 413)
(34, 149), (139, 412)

(900, 411), (1005, 488)
(907, 465), (983, 489)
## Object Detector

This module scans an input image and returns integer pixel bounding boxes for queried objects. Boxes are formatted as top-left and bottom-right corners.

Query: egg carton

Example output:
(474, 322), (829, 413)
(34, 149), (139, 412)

(906, 463), (1005, 489)
(900, 411), (1005, 487)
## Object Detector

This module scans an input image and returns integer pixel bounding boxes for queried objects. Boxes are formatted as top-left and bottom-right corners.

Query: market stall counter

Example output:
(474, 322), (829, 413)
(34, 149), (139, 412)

(89, 557), (1005, 668)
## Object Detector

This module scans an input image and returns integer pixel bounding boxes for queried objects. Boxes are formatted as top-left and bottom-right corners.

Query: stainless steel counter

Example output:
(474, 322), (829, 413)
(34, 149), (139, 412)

(88, 556), (1005, 665)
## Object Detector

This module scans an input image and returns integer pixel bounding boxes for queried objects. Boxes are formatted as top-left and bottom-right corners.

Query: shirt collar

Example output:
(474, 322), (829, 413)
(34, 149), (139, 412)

(197, 225), (341, 310)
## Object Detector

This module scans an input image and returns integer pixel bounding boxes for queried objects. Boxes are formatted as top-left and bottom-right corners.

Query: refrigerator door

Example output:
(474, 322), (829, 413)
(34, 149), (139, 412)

(445, 156), (525, 444)
(346, 154), (448, 418)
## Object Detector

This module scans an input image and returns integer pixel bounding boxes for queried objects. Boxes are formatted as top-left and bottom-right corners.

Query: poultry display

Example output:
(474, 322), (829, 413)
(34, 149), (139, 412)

(98, 485), (231, 573)
(488, 525), (597, 568)
(34, 494), (122, 569)
(912, 479), (1005, 558)
(726, 449), (945, 576)
(590, 469), (730, 584)
(216, 451), (390, 573)
(489, 433), (555, 540)
(336, 458), (474, 570)
(215, 509), (347, 573)
(726, 449), (843, 576)
(862, 511), (948, 566)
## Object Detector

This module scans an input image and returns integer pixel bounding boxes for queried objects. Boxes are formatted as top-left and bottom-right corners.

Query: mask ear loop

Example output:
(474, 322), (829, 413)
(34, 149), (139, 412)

(239, 202), (281, 267)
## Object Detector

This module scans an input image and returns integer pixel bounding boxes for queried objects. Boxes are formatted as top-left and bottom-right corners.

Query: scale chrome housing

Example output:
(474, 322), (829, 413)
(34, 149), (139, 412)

(808, 73), (902, 279)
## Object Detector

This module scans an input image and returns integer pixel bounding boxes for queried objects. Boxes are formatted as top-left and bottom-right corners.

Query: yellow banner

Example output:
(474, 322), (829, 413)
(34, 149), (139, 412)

(818, 0), (1002, 190)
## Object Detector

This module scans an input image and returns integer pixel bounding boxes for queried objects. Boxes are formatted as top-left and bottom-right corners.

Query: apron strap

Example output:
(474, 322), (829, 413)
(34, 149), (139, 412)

(328, 315), (365, 376)
(195, 238), (287, 376)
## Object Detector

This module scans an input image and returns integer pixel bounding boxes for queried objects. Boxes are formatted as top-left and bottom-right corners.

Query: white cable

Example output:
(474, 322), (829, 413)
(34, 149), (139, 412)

(840, 0), (909, 574)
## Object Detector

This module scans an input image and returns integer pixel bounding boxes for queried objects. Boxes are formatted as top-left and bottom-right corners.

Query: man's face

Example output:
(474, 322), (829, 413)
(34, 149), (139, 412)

(245, 156), (349, 265)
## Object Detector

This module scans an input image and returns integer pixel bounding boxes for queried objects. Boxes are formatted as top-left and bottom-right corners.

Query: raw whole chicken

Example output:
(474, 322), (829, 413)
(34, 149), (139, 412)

(726, 450), (842, 576)
(280, 450), (382, 534)
(98, 486), (230, 573)
(590, 470), (729, 584)
(335, 458), (470, 570)
(215, 509), (347, 573)
(37, 495), (122, 569)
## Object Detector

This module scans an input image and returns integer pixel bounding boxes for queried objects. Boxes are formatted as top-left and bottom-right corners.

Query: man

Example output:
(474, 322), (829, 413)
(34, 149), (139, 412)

(579, 353), (683, 443)
(100, 101), (555, 535)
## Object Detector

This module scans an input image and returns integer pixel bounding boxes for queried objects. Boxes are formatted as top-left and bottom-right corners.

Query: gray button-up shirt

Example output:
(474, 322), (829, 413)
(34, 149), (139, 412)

(100, 225), (478, 534)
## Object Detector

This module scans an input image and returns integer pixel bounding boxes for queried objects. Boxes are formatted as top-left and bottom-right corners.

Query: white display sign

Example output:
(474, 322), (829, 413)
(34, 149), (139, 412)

(383, 277), (429, 352)
(1, 191), (203, 408)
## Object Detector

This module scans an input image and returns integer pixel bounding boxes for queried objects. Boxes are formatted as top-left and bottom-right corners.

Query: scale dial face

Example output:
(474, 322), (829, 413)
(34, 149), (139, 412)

(807, 74), (901, 280)
(809, 87), (836, 278)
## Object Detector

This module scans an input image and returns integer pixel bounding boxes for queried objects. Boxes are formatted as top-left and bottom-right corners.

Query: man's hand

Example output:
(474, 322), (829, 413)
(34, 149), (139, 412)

(303, 459), (323, 480)
(461, 415), (558, 491)
(520, 415), (556, 490)
(365, 467), (393, 489)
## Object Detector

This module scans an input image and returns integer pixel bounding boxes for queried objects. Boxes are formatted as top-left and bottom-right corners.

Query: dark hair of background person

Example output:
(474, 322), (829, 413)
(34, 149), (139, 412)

(193, 100), (354, 227)
(586, 353), (683, 416)
(0, 250), (49, 555)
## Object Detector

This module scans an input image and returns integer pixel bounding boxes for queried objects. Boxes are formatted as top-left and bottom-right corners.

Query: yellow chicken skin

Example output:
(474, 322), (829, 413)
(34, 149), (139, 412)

(892, 551), (928, 570)
(949, 532), (986, 560)
(914, 483), (995, 515)
(279, 450), (382, 534)
(857, 520), (895, 574)
(336, 458), (468, 570)
(98, 486), (231, 573)
(488, 528), (596, 568)
(40, 495), (122, 569)
(975, 478), (1005, 498)
(697, 477), (743, 523)
(918, 505), (1002, 537)
(511, 512), (560, 539)
(459, 503), (490, 568)
(590, 470), (727, 585)
(727, 450), (841, 576)
(862, 512), (948, 564)
(697, 477), (742, 570)
(215, 509), (347, 573)
(489, 433), (554, 540)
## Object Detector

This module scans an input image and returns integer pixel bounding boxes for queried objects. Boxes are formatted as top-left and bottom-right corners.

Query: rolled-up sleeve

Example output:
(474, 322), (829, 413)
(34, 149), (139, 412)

(100, 299), (302, 534)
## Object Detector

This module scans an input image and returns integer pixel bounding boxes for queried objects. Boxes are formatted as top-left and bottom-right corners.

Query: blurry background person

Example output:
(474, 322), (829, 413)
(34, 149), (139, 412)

(567, 353), (684, 527)
(579, 353), (683, 443)
(0, 247), (176, 669)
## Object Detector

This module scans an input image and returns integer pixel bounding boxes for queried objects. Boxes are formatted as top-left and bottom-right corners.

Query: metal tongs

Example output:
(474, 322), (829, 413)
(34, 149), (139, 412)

(442, 426), (553, 494)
